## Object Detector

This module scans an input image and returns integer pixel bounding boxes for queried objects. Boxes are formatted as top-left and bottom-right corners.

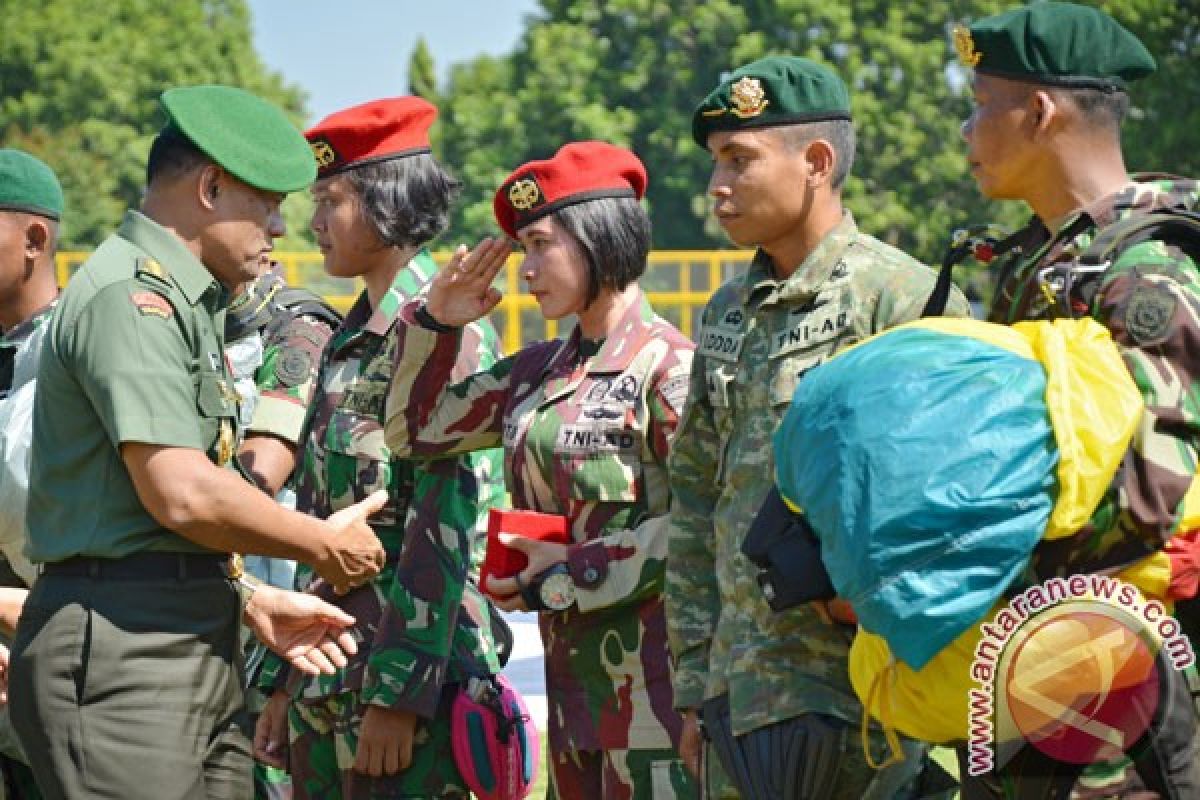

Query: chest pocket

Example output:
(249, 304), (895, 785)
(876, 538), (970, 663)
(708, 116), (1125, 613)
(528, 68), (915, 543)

(324, 407), (403, 524)
(196, 369), (236, 465)
(556, 422), (643, 504)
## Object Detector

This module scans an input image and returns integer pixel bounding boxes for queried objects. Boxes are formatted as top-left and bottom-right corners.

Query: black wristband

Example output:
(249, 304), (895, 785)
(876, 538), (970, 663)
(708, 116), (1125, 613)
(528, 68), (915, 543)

(415, 304), (458, 333)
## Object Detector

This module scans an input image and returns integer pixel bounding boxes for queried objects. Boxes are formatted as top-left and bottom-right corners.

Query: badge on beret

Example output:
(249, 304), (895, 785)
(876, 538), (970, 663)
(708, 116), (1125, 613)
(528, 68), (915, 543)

(275, 348), (312, 388)
(954, 26), (982, 68)
(508, 177), (543, 212)
(310, 137), (337, 169)
(1125, 285), (1176, 345)
(730, 77), (769, 119)
(131, 291), (173, 320)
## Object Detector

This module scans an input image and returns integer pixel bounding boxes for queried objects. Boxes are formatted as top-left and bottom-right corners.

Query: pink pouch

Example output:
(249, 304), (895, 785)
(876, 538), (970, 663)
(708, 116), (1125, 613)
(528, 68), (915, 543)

(451, 674), (539, 800)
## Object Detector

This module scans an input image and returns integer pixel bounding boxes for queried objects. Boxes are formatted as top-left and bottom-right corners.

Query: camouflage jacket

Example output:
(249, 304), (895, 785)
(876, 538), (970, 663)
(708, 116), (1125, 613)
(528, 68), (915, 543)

(988, 176), (1200, 578)
(665, 213), (970, 736)
(258, 251), (507, 718)
(384, 291), (694, 753)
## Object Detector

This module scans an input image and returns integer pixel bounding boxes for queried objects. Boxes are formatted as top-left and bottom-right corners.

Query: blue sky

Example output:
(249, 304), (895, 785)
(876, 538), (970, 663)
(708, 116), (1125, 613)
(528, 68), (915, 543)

(248, 0), (540, 123)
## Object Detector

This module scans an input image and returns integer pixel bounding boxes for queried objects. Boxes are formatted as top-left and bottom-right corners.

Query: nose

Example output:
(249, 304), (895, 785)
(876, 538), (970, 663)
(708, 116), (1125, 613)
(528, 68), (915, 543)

(708, 169), (730, 199)
(521, 255), (537, 285)
(268, 209), (286, 239)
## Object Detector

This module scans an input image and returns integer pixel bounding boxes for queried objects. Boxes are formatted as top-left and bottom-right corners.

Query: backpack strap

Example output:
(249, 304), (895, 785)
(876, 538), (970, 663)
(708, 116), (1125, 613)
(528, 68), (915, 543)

(263, 287), (343, 343)
(922, 225), (1016, 318)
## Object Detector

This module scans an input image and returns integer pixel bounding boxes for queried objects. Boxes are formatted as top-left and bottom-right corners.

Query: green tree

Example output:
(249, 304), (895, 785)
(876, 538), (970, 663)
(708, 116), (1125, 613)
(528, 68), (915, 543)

(0, 0), (308, 249)
(408, 37), (440, 103)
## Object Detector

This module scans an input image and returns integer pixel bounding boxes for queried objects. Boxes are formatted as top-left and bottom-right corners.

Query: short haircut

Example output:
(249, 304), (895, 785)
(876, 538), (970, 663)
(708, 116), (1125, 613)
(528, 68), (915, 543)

(553, 195), (651, 308)
(774, 119), (857, 190)
(145, 129), (211, 187)
(1050, 86), (1130, 132)
(345, 153), (460, 248)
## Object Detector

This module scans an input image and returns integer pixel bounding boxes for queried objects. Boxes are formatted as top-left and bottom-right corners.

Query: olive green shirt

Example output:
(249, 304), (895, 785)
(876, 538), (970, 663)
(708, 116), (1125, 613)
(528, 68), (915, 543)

(27, 211), (237, 562)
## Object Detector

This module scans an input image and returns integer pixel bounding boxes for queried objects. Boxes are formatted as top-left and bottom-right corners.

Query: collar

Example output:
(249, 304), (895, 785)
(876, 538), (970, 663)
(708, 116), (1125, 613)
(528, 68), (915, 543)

(343, 248), (440, 338)
(580, 290), (657, 373)
(741, 212), (858, 307)
(118, 211), (218, 306)
(1, 296), (58, 346)
(1041, 174), (1200, 247)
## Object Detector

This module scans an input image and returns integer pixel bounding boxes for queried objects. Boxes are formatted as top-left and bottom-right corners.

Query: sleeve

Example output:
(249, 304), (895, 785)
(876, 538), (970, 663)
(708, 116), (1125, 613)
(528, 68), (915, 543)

(382, 301), (513, 458)
(874, 263), (973, 328)
(362, 321), (507, 716)
(248, 312), (335, 445)
(255, 650), (290, 696)
(66, 283), (206, 449)
(1066, 244), (1200, 572)
(568, 348), (695, 614)
(664, 330), (725, 711)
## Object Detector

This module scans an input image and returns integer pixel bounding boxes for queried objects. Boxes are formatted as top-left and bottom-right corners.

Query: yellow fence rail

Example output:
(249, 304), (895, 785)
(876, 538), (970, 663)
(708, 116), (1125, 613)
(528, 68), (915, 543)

(56, 250), (754, 351)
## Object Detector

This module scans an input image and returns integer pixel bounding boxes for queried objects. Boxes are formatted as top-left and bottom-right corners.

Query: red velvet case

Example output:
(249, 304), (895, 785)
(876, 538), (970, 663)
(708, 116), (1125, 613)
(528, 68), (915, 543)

(481, 509), (569, 595)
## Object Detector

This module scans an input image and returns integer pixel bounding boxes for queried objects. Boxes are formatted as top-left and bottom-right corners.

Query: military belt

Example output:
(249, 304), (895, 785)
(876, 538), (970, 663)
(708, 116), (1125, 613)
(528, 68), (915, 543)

(40, 552), (231, 581)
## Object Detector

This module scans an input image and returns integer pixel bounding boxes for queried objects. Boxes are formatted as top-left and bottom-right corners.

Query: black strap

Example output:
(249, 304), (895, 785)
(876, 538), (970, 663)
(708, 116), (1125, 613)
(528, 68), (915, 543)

(1078, 209), (1200, 267)
(922, 226), (1020, 318)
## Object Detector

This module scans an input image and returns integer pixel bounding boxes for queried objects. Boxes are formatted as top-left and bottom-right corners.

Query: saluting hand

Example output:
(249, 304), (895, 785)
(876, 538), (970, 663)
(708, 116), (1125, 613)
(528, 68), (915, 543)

(423, 237), (512, 328)
(319, 489), (389, 593)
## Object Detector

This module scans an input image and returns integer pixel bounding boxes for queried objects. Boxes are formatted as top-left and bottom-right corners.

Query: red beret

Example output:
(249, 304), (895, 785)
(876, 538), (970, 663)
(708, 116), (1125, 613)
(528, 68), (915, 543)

(493, 141), (648, 238)
(305, 97), (436, 179)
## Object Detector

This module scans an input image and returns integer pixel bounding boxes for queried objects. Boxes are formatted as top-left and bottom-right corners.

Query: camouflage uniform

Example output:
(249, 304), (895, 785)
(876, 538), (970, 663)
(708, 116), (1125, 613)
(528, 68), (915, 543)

(664, 213), (970, 798)
(226, 275), (336, 800)
(383, 291), (697, 800)
(257, 250), (507, 799)
(979, 177), (1200, 800)
(988, 177), (1200, 578)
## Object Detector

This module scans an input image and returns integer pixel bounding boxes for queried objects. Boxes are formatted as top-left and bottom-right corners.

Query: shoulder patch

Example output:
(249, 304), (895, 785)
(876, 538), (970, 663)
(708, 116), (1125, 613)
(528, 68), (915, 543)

(1124, 284), (1177, 345)
(131, 291), (173, 320)
(275, 348), (313, 388)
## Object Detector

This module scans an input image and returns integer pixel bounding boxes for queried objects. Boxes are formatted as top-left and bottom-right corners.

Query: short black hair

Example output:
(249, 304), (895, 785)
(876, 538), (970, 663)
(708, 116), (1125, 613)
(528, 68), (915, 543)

(1052, 86), (1130, 131)
(345, 153), (460, 248)
(553, 195), (651, 308)
(775, 119), (857, 190)
(145, 129), (211, 187)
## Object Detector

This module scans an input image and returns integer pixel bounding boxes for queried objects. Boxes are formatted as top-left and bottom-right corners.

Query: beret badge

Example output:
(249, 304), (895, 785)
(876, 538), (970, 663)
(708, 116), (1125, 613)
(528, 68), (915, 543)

(508, 177), (542, 212)
(729, 76), (769, 119)
(310, 138), (337, 169)
(954, 25), (982, 68)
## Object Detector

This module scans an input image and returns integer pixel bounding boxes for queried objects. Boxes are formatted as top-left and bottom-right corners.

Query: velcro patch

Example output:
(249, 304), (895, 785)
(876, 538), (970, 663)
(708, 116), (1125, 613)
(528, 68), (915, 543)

(131, 291), (173, 320)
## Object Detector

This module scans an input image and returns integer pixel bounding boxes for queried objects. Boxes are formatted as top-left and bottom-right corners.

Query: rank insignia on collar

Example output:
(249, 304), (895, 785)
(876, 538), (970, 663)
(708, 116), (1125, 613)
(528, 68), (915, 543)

(508, 177), (542, 211)
(953, 26), (981, 68)
(730, 77), (769, 119)
(310, 137), (337, 169)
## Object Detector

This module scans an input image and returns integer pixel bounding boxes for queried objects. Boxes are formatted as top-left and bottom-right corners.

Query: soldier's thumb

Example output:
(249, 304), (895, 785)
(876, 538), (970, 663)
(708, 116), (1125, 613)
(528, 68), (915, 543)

(354, 490), (389, 519)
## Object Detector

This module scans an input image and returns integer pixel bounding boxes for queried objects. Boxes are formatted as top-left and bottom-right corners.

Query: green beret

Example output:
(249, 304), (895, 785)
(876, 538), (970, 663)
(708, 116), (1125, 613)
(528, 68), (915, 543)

(0, 149), (63, 220)
(160, 85), (316, 193)
(958, 2), (1155, 91)
(692, 56), (851, 147)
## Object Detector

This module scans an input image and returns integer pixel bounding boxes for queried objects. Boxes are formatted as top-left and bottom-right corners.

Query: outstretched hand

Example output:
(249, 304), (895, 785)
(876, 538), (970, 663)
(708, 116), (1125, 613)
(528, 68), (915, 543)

(423, 237), (512, 328)
(243, 584), (358, 676)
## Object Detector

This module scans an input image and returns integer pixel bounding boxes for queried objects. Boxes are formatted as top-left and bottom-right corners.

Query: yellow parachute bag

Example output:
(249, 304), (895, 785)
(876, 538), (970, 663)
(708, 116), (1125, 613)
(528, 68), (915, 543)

(838, 317), (1143, 746)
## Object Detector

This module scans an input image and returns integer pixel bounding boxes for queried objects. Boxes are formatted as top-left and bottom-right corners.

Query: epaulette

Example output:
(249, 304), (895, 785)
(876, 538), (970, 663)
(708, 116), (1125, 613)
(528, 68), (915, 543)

(135, 256), (172, 287)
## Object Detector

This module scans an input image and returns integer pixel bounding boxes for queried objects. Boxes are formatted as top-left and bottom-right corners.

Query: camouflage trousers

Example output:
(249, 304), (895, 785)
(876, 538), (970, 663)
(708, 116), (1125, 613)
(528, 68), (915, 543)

(288, 688), (467, 799)
(547, 746), (695, 800)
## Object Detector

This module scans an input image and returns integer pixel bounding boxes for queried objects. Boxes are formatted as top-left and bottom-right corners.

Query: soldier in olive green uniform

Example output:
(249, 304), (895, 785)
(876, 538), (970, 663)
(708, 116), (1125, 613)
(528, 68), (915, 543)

(955, 4), (1200, 797)
(9, 85), (387, 800)
(663, 57), (970, 799)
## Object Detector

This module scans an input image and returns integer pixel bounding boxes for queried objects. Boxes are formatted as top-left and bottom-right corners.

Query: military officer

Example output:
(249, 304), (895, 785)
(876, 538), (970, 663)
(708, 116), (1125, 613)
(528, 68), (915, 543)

(383, 141), (698, 799)
(8, 85), (387, 800)
(956, 3), (1200, 796)
(0, 147), (63, 800)
(662, 56), (970, 799)
(252, 96), (508, 798)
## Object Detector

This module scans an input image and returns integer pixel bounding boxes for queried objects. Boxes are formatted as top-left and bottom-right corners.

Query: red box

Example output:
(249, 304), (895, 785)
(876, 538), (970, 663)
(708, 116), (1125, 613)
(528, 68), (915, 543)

(481, 508), (570, 595)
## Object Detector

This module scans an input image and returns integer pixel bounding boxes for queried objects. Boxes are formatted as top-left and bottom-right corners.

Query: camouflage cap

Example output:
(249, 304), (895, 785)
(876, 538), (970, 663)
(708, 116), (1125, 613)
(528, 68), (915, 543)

(0, 149), (63, 220)
(159, 85), (316, 193)
(692, 56), (851, 147)
(956, 2), (1155, 91)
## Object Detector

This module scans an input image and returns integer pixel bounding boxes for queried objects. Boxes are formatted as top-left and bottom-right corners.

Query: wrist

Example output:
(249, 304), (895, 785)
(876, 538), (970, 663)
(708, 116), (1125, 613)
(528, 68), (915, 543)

(415, 303), (457, 333)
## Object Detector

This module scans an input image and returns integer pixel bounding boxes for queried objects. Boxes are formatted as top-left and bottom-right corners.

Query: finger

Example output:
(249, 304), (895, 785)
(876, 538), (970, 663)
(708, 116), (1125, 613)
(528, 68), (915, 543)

(333, 628), (358, 656)
(354, 489), (390, 519)
(487, 574), (519, 596)
(385, 741), (402, 775)
(318, 636), (349, 669)
(493, 593), (527, 612)
(289, 652), (320, 676)
(305, 644), (337, 675)
(353, 739), (371, 774)
(369, 737), (386, 778)
(312, 603), (355, 628)
(496, 532), (530, 551)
